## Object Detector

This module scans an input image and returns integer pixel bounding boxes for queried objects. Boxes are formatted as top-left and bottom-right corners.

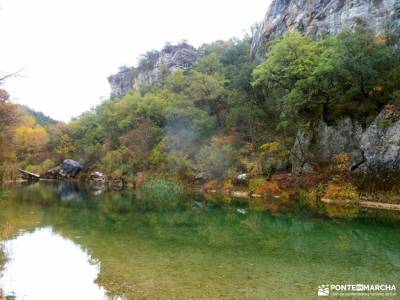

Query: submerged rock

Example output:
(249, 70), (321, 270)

(59, 159), (82, 178)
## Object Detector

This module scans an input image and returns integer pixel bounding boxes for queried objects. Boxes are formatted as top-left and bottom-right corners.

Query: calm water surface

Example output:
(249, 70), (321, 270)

(0, 182), (399, 299)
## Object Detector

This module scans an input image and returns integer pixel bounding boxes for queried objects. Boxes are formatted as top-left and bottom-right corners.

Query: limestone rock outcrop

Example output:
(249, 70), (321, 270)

(132, 42), (199, 90)
(291, 118), (364, 173)
(108, 66), (136, 99)
(359, 105), (400, 174)
(291, 105), (400, 175)
(108, 42), (199, 97)
(252, 0), (400, 59)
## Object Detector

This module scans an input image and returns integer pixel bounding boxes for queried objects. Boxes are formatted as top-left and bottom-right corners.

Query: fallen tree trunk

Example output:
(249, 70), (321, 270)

(359, 200), (400, 211)
(18, 169), (40, 181)
(321, 198), (400, 211)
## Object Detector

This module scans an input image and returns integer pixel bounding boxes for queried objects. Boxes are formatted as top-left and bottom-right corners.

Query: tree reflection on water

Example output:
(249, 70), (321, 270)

(0, 182), (399, 299)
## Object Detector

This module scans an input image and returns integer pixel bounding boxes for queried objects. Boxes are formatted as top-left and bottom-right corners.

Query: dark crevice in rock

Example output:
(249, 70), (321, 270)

(351, 149), (366, 171)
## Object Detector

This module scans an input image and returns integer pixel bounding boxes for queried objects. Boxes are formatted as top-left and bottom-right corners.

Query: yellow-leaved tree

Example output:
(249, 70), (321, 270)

(15, 116), (50, 159)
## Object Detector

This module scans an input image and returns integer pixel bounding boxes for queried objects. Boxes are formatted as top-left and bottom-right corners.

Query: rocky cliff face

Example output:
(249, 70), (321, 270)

(108, 66), (136, 99)
(132, 42), (199, 89)
(252, 0), (400, 59)
(359, 105), (400, 174)
(291, 118), (364, 172)
(291, 105), (400, 176)
(108, 42), (199, 98)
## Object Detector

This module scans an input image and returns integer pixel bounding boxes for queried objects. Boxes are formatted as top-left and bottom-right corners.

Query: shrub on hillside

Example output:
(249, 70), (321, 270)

(324, 183), (359, 201)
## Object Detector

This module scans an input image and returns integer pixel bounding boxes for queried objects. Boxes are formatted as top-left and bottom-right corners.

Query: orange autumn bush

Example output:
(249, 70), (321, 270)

(332, 153), (349, 173)
(203, 180), (220, 191)
(324, 183), (359, 202)
(255, 180), (281, 195)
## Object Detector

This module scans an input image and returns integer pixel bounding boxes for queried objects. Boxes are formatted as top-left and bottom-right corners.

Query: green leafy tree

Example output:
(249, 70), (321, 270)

(55, 134), (76, 158)
(252, 28), (400, 127)
(187, 71), (229, 127)
(252, 32), (324, 125)
(138, 50), (160, 70)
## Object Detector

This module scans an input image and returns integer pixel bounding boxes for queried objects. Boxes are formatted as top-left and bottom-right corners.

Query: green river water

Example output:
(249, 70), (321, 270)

(0, 181), (399, 299)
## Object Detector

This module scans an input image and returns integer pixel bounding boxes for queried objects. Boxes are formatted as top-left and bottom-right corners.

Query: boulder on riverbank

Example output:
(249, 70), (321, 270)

(358, 105), (400, 175)
(235, 173), (249, 185)
(86, 171), (106, 195)
(109, 176), (125, 190)
(88, 171), (106, 184)
(59, 159), (82, 178)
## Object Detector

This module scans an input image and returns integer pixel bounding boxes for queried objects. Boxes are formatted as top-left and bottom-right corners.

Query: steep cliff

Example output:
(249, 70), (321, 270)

(133, 42), (199, 90)
(108, 42), (199, 98)
(252, 0), (400, 59)
(108, 66), (136, 99)
(291, 118), (364, 172)
(291, 105), (400, 177)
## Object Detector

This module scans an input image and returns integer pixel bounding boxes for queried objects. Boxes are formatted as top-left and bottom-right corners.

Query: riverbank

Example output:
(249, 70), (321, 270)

(4, 172), (400, 224)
